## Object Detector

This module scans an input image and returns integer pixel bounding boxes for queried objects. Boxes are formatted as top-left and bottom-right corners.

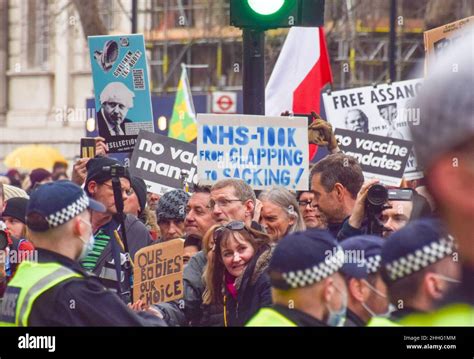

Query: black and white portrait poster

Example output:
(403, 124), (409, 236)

(323, 79), (424, 180)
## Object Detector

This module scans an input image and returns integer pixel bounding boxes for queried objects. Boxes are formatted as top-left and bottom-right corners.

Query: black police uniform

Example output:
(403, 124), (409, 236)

(344, 308), (366, 327)
(28, 249), (166, 326)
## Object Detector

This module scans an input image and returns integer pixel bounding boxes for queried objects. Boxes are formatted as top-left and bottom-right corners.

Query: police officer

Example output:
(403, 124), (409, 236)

(369, 219), (460, 326)
(405, 24), (474, 326)
(340, 235), (392, 326)
(247, 229), (347, 327)
(0, 181), (166, 326)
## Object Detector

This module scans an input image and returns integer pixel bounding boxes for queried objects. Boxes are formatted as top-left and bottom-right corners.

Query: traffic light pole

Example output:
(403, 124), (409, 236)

(243, 29), (265, 115)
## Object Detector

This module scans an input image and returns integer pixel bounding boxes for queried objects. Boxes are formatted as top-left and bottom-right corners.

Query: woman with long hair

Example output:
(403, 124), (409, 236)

(259, 187), (306, 242)
(202, 221), (273, 326)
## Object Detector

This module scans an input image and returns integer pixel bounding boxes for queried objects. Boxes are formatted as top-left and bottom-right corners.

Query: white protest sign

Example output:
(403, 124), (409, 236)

(197, 114), (309, 190)
(322, 79), (424, 180)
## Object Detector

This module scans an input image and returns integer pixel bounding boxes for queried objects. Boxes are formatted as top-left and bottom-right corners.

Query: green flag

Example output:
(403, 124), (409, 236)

(168, 66), (197, 142)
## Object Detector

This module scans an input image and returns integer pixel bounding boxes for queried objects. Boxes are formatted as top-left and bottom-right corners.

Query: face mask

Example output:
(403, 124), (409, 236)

(361, 301), (396, 318)
(78, 219), (95, 261)
(380, 304), (397, 318)
(361, 279), (394, 318)
(326, 284), (348, 327)
(431, 273), (461, 284)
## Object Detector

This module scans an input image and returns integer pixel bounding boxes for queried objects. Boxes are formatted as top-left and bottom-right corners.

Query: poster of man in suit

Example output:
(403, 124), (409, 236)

(89, 35), (154, 153)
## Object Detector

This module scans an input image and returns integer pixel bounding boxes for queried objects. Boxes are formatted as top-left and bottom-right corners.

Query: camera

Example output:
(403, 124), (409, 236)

(366, 185), (414, 211)
(365, 184), (414, 235)
(366, 184), (389, 213)
(102, 164), (127, 178)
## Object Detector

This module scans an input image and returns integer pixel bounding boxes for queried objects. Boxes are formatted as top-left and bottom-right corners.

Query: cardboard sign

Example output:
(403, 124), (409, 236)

(424, 16), (474, 74)
(129, 130), (198, 195)
(335, 128), (413, 186)
(322, 79), (423, 180)
(88, 34), (154, 153)
(197, 114), (309, 190)
(133, 239), (184, 306)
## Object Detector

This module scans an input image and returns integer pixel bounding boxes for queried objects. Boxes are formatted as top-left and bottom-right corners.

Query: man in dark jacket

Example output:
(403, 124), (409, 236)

(155, 185), (221, 326)
(310, 154), (364, 238)
(97, 82), (134, 138)
(0, 181), (165, 326)
(337, 180), (433, 240)
(82, 157), (151, 299)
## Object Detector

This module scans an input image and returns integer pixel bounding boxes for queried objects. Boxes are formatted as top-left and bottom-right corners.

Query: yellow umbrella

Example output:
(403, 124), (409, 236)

(4, 145), (67, 171)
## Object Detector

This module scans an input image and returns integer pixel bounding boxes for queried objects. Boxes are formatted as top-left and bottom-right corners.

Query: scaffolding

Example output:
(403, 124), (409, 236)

(138, 0), (471, 94)
(142, 0), (241, 94)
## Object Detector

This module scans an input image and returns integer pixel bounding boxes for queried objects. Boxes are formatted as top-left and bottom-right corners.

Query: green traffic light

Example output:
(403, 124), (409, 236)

(247, 0), (285, 16)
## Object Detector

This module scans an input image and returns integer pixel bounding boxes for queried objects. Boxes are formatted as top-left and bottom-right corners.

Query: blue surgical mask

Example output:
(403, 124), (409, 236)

(78, 219), (95, 261)
(326, 284), (348, 327)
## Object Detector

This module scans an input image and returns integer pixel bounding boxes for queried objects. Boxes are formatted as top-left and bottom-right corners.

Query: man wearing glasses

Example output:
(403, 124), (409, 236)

(296, 190), (327, 230)
(82, 157), (151, 294)
(209, 179), (263, 231)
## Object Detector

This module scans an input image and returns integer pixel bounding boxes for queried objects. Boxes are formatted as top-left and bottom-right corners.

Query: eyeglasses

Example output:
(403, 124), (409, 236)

(213, 220), (248, 243)
(101, 182), (134, 196)
(208, 198), (243, 209)
(298, 200), (317, 209)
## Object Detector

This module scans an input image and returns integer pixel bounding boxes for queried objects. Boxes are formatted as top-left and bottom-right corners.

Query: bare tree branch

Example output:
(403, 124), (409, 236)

(72, 0), (108, 39)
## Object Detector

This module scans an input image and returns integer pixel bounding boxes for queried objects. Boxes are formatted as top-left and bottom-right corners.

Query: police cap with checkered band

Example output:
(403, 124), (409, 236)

(269, 229), (345, 290)
(381, 218), (455, 283)
(26, 180), (105, 232)
(340, 235), (384, 279)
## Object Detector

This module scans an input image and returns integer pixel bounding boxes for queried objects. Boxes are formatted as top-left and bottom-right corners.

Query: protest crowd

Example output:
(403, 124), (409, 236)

(0, 22), (473, 329)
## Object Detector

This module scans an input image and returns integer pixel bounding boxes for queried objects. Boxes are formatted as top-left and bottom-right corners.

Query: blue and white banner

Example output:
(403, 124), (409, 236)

(88, 34), (154, 153)
(197, 114), (309, 190)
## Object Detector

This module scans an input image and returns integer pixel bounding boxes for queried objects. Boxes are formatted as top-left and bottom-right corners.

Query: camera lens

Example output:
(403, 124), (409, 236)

(367, 184), (388, 207)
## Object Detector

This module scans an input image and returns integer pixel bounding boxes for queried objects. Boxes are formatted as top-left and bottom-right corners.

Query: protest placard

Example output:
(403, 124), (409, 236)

(133, 239), (184, 306)
(88, 34), (154, 153)
(424, 16), (474, 74)
(335, 128), (413, 186)
(322, 79), (423, 180)
(129, 130), (198, 195)
(197, 114), (309, 190)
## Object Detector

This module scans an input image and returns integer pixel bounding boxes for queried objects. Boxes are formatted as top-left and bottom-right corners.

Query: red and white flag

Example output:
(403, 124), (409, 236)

(265, 27), (333, 159)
